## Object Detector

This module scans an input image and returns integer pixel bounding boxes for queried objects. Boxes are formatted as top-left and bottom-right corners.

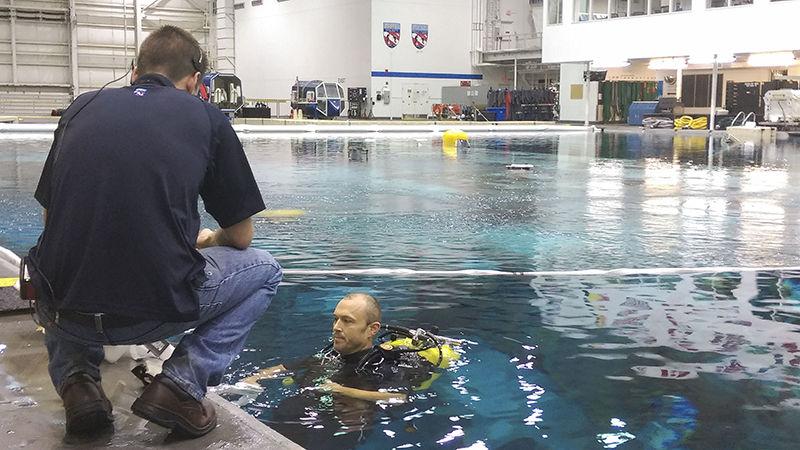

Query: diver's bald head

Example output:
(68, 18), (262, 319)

(340, 292), (381, 324)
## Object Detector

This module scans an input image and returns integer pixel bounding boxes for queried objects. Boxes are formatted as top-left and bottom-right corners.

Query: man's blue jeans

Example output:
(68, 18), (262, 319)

(36, 247), (282, 401)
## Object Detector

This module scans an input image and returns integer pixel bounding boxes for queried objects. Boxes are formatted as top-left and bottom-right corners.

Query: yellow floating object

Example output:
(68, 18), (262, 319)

(442, 129), (469, 149)
(586, 292), (609, 302)
(382, 338), (460, 369)
(674, 115), (707, 130)
(255, 209), (305, 219)
(0, 277), (18, 288)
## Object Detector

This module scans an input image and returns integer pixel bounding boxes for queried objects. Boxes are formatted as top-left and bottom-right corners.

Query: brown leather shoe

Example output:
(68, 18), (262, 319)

(60, 372), (114, 435)
(131, 374), (217, 438)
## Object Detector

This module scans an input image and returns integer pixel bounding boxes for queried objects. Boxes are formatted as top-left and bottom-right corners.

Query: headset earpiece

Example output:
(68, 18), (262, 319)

(191, 50), (204, 74)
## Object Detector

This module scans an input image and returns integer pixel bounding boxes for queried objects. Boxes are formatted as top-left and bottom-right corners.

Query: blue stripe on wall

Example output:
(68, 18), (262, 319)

(371, 71), (483, 80)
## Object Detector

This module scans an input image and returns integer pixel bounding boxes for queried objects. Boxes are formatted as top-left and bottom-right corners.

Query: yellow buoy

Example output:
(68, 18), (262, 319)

(442, 129), (469, 150)
(255, 209), (305, 219)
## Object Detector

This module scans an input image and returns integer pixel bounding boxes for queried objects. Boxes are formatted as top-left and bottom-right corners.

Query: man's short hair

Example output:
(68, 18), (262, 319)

(343, 292), (381, 324)
(136, 25), (208, 82)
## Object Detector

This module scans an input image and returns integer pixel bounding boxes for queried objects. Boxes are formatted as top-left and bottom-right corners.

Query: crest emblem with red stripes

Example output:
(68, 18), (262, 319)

(411, 24), (428, 50)
(383, 22), (400, 49)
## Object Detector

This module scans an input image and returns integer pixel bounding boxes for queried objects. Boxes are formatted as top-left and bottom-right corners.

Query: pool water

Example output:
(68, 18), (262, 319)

(228, 270), (800, 449)
(2, 131), (800, 448)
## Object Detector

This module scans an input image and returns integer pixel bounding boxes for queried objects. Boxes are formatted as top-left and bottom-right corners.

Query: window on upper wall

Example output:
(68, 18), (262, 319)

(592, 0), (609, 19)
(649, 0), (669, 14)
(548, 0), (563, 24)
(708, 0), (753, 7)
(673, 0), (690, 11)
(630, 0), (647, 15)
(574, 0), (688, 21)
(575, 0), (590, 21)
(610, 0), (628, 17)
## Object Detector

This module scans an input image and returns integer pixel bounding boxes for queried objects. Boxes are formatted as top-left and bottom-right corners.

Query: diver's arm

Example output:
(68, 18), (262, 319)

(322, 380), (407, 403)
(43, 209), (47, 226)
(241, 364), (287, 385)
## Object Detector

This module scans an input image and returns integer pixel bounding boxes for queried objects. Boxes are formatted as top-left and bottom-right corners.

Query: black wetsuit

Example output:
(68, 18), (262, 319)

(268, 347), (434, 449)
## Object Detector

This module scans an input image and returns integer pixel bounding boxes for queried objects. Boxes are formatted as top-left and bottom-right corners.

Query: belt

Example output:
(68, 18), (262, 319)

(55, 310), (145, 333)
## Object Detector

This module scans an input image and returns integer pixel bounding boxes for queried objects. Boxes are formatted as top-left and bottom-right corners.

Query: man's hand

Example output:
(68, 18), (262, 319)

(196, 228), (215, 248)
(196, 217), (254, 250)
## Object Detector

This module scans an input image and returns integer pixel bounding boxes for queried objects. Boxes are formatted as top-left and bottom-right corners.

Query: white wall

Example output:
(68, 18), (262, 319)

(543, 1), (800, 63)
(370, 0), (476, 118)
(559, 62), (598, 121)
(235, 0), (371, 102)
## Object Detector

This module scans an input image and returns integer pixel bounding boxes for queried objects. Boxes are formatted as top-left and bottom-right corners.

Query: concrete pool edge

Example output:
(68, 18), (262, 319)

(0, 312), (302, 449)
(0, 245), (302, 449)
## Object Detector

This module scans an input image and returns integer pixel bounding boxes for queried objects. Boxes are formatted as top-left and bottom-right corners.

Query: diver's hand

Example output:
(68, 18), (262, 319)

(318, 380), (406, 402)
(241, 364), (287, 385)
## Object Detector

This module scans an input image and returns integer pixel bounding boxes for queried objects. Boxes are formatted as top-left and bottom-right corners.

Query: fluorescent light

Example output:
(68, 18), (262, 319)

(688, 54), (736, 65)
(648, 57), (688, 70)
(591, 60), (630, 69)
(747, 52), (796, 67)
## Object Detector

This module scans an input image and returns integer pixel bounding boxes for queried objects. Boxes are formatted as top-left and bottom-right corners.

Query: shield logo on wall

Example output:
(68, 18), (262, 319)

(383, 22), (400, 49)
(411, 24), (428, 50)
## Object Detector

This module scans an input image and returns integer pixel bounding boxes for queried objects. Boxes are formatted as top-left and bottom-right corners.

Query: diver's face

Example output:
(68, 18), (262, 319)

(332, 298), (377, 355)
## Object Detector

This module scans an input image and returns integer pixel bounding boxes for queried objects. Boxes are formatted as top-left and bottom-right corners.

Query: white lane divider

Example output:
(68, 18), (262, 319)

(282, 266), (800, 277)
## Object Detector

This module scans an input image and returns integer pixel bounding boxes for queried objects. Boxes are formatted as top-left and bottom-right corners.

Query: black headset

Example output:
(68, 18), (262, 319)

(191, 49), (205, 74)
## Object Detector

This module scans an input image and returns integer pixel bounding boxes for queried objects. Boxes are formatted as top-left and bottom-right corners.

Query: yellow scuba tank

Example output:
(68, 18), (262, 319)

(380, 337), (460, 369)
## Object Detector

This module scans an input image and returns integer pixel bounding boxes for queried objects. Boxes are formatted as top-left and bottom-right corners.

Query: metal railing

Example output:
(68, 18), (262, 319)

(483, 32), (543, 53)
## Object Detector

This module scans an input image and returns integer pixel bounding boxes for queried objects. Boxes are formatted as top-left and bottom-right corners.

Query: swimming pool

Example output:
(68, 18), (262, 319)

(2, 131), (800, 448)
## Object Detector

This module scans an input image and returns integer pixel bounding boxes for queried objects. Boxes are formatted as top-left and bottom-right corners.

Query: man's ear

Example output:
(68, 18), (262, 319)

(189, 72), (201, 95)
(368, 322), (381, 338)
(130, 66), (139, 85)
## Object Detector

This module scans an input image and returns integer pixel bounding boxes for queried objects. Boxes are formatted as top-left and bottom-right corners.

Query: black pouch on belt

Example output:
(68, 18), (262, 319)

(19, 256), (38, 301)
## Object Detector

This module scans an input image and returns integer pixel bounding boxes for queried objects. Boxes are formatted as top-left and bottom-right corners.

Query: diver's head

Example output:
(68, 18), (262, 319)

(332, 293), (381, 355)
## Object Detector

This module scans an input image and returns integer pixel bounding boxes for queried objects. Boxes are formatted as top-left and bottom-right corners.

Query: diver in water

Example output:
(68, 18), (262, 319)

(241, 292), (458, 449)
(243, 292), (454, 400)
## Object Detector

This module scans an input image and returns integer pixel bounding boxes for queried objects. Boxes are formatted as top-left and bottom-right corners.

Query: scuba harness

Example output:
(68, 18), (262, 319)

(320, 324), (461, 378)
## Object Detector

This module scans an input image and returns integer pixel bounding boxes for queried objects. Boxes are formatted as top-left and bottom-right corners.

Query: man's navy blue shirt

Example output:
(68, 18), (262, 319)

(32, 74), (265, 321)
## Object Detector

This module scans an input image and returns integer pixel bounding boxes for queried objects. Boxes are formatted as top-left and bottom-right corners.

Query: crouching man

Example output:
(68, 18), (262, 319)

(27, 25), (282, 438)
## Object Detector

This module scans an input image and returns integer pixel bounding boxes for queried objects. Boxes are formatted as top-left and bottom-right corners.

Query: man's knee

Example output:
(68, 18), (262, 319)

(238, 248), (282, 293)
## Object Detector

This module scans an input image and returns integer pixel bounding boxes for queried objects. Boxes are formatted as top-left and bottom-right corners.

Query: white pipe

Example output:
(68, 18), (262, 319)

(10, 0), (17, 84)
(709, 54), (718, 132)
(280, 265), (800, 278)
(584, 61), (590, 127)
(68, 0), (79, 99)
(134, 0), (143, 57)
(514, 58), (518, 89)
(676, 67), (683, 102)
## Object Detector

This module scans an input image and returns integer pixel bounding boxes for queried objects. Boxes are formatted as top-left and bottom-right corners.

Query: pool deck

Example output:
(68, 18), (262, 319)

(0, 249), (301, 449)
